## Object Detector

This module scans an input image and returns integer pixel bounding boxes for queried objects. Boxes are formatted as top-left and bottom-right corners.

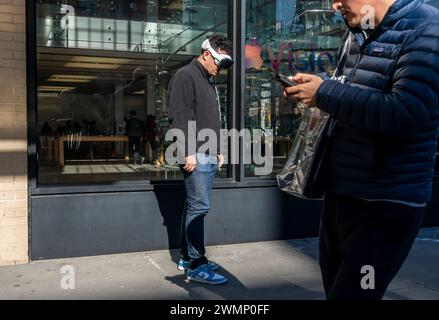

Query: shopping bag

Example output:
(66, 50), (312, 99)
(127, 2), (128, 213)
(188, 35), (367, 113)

(277, 106), (334, 200)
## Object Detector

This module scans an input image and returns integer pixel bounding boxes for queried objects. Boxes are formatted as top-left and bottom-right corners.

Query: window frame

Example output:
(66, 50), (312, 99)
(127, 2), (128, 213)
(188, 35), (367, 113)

(28, 0), (279, 196)
(27, 0), (439, 196)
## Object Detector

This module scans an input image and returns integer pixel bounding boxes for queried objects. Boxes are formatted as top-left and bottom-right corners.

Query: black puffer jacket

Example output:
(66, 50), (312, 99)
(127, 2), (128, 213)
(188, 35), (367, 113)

(316, 0), (439, 203)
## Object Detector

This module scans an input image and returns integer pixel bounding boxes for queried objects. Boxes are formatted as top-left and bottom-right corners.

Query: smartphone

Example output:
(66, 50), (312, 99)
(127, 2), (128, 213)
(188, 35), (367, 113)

(276, 72), (298, 87)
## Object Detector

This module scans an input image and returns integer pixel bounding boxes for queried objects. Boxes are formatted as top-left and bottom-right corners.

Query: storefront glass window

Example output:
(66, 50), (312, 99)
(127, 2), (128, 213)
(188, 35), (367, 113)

(244, 0), (345, 177)
(35, 0), (230, 184)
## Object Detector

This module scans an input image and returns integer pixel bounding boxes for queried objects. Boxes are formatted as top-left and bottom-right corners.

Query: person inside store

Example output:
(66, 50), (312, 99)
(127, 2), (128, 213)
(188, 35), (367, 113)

(168, 34), (233, 285)
(283, 0), (439, 299)
(145, 114), (159, 165)
(125, 110), (145, 165)
(40, 121), (53, 136)
(39, 122), (54, 161)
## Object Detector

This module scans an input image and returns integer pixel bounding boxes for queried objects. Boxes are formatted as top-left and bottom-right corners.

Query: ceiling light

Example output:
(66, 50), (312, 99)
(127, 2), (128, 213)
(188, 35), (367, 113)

(64, 56), (132, 70)
(47, 78), (92, 83)
(70, 56), (132, 64)
(38, 86), (76, 92)
(50, 74), (98, 80)
(38, 92), (60, 98)
(64, 62), (121, 70)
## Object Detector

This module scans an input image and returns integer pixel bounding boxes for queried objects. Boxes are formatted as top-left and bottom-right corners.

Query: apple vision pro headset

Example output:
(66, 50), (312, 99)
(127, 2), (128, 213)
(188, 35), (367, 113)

(201, 39), (234, 70)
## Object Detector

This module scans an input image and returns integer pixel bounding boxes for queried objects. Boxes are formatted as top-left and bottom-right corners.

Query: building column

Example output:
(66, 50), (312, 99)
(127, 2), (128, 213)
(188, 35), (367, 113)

(0, 0), (28, 266)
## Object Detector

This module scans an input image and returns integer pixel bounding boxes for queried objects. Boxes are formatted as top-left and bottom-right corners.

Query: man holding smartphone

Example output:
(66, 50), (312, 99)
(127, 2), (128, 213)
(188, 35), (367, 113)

(169, 34), (233, 285)
(284, 0), (439, 299)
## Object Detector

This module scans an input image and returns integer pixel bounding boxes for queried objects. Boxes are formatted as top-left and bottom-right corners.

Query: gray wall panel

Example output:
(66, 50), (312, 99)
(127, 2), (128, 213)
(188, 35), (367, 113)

(30, 187), (321, 260)
(31, 192), (169, 259)
(31, 185), (439, 260)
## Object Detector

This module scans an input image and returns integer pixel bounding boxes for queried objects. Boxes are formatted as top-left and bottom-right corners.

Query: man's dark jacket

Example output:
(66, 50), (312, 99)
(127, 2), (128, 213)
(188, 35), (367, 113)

(316, 0), (439, 203)
(168, 59), (221, 158)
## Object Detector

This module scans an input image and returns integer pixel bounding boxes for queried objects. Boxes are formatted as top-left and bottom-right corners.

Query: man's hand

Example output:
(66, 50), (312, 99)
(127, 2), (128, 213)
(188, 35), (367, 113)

(183, 155), (197, 173)
(283, 73), (324, 107)
(217, 154), (224, 171)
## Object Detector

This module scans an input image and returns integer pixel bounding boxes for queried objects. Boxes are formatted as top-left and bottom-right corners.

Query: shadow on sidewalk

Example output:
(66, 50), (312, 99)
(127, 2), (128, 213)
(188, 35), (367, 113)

(154, 187), (186, 256)
(163, 266), (324, 300)
(154, 188), (324, 299)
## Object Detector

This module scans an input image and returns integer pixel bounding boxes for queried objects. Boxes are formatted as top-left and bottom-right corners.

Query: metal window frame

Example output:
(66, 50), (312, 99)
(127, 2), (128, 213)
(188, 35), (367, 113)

(25, 0), (439, 197)
(27, 0), (280, 196)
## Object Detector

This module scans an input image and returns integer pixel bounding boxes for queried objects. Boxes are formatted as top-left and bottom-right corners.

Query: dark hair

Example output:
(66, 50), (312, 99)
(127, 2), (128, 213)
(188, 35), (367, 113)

(203, 34), (232, 55)
(130, 110), (137, 116)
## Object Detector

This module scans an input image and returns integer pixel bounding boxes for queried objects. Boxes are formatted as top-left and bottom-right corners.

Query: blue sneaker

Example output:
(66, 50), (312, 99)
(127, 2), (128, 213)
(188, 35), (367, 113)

(186, 264), (228, 285)
(177, 258), (219, 272)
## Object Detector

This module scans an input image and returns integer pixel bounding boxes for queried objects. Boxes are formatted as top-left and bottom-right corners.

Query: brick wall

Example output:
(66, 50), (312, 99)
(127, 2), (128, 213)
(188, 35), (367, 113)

(0, 0), (29, 266)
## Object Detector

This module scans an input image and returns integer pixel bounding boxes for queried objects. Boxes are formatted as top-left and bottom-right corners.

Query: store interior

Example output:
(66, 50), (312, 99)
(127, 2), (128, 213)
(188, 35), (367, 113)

(35, 0), (439, 184)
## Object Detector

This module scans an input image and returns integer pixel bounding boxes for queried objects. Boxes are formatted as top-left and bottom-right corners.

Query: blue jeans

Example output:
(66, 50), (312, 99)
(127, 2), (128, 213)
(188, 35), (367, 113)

(180, 153), (219, 269)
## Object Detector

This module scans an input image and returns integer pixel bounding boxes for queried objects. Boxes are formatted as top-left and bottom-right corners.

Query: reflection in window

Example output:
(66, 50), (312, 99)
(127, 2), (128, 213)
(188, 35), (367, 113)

(36, 0), (229, 184)
(244, 0), (344, 177)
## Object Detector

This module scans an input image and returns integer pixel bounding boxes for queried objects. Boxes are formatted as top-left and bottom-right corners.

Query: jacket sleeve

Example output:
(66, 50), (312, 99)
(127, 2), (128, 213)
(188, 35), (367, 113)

(168, 70), (196, 157)
(316, 23), (439, 137)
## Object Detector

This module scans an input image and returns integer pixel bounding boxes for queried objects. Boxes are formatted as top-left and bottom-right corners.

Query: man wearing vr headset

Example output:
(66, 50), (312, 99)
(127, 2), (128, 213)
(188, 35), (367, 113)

(169, 34), (233, 285)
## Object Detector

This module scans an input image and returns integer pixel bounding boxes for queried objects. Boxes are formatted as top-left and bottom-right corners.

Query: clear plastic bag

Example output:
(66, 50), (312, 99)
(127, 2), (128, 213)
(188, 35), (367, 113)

(277, 105), (331, 200)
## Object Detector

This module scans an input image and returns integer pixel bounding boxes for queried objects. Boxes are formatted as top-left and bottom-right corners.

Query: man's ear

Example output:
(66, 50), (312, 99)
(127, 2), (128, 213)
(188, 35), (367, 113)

(202, 51), (209, 61)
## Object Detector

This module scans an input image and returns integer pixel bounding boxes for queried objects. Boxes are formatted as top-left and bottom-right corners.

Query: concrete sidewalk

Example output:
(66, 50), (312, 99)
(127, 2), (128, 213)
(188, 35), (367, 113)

(0, 228), (438, 300)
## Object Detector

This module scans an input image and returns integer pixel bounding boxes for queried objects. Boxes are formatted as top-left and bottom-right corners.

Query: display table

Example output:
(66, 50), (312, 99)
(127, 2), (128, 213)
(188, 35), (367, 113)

(58, 136), (129, 168)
